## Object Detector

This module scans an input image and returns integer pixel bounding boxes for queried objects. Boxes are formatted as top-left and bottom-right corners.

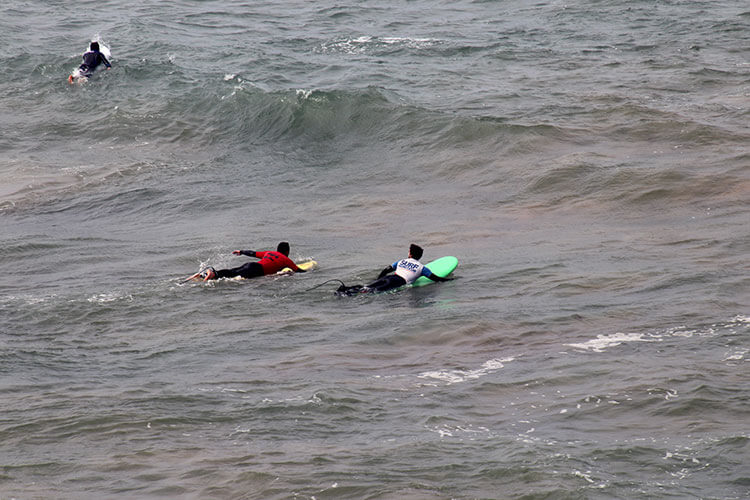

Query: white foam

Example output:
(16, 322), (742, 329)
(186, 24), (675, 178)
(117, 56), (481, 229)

(380, 36), (439, 46)
(2, 293), (59, 307)
(426, 423), (491, 439)
(647, 388), (679, 400)
(565, 332), (661, 353)
(418, 357), (514, 385)
(566, 316), (748, 354)
(86, 292), (133, 304)
(573, 470), (595, 483)
(318, 36), (440, 55)
(723, 348), (747, 362)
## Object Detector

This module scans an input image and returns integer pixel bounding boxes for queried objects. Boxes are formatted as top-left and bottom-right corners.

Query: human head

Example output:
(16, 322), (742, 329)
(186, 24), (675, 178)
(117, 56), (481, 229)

(409, 243), (423, 260)
(277, 241), (290, 256)
(90, 41), (100, 51)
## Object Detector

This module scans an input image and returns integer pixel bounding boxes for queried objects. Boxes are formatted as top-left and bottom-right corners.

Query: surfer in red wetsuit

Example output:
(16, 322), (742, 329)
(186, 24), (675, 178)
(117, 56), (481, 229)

(190, 242), (304, 281)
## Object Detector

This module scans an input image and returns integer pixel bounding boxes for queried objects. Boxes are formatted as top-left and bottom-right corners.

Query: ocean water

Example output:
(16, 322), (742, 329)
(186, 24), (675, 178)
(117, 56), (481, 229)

(1, 0), (749, 498)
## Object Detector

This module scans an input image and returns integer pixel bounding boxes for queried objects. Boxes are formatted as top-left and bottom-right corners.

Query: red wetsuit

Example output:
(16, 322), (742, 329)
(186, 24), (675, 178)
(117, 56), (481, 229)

(254, 250), (300, 274)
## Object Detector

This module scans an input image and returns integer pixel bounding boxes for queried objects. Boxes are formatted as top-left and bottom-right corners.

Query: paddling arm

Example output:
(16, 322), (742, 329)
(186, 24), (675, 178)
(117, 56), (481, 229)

(233, 249), (256, 257)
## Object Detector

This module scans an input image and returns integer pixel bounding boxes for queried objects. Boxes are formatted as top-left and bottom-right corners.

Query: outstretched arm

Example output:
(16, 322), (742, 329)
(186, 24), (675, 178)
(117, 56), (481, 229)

(233, 249), (257, 257)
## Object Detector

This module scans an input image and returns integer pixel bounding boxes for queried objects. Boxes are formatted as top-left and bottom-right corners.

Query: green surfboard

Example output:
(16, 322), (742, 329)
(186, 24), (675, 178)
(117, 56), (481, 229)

(412, 256), (458, 287)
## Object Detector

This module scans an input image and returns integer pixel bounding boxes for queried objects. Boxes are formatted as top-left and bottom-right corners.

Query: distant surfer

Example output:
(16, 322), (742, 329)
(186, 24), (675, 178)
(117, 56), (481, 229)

(68, 41), (111, 83)
(188, 241), (306, 281)
(337, 243), (452, 295)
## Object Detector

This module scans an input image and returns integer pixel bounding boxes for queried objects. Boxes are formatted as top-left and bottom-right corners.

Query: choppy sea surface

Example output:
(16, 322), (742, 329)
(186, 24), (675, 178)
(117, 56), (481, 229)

(1, 1), (749, 498)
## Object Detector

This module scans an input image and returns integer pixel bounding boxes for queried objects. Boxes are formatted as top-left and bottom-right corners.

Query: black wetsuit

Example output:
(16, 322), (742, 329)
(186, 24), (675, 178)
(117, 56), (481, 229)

(337, 275), (407, 295)
(78, 50), (111, 77)
(337, 257), (450, 295)
(214, 262), (265, 280)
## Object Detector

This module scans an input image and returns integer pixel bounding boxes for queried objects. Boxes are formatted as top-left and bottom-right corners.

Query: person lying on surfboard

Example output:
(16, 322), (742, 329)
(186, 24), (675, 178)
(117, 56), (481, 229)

(337, 243), (451, 295)
(68, 41), (111, 83)
(188, 241), (306, 281)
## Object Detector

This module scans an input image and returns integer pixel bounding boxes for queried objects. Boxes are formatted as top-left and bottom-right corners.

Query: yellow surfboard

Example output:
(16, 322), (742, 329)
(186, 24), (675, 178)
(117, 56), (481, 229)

(185, 260), (317, 282)
(277, 260), (318, 275)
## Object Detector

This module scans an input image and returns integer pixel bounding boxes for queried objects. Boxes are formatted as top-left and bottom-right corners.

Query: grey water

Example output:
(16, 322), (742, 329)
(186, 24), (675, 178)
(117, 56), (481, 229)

(1, 1), (749, 498)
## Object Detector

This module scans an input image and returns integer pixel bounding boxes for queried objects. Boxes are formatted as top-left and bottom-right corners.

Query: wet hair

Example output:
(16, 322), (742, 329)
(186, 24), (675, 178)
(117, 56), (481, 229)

(277, 241), (290, 255)
(90, 41), (100, 51)
(409, 243), (423, 260)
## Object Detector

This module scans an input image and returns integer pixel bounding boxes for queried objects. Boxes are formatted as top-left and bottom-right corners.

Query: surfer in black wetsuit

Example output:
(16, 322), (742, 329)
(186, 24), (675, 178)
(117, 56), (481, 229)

(337, 243), (452, 295)
(69, 41), (111, 83)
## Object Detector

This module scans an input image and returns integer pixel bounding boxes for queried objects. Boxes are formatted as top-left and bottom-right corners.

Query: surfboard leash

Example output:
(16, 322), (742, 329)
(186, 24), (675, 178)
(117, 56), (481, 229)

(303, 279), (347, 292)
